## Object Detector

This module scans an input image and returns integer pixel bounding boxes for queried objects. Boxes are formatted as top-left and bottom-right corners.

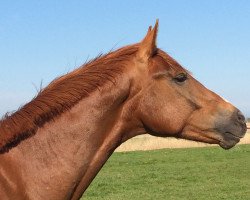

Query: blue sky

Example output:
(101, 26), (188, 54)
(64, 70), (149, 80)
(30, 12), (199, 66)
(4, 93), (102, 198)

(0, 1), (250, 117)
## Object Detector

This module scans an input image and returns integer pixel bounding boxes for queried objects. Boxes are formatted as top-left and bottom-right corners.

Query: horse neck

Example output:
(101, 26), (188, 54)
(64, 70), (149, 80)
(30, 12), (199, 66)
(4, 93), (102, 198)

(1, 70), (139, 200)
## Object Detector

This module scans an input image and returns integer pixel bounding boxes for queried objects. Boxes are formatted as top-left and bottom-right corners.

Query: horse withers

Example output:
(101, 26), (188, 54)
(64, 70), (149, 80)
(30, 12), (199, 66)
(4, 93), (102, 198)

(0, 20), (247, 200)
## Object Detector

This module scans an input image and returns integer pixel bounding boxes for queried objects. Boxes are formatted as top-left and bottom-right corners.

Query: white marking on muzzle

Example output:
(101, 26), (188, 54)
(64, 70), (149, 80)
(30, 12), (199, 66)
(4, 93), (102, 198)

(221, 96), (230, 103)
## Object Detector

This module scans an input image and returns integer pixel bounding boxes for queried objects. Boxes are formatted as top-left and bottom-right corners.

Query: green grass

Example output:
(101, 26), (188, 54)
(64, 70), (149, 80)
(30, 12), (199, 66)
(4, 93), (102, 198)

(82, 145), (250, 200)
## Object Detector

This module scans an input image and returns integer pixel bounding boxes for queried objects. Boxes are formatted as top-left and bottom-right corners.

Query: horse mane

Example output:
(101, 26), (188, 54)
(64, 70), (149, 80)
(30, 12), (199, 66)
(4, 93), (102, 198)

(0, 44), (139, 153)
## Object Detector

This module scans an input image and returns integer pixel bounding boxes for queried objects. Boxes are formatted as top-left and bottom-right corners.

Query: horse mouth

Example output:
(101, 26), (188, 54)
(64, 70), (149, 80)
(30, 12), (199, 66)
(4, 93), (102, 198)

(218, 132), (241, 150)
(179, 127), (245, 150)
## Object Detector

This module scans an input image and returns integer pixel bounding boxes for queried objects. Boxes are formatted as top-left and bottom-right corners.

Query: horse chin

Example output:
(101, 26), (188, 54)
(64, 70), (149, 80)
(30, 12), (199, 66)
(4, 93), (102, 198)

(219, 141), (237, 150)
(218, 132), (241, 150)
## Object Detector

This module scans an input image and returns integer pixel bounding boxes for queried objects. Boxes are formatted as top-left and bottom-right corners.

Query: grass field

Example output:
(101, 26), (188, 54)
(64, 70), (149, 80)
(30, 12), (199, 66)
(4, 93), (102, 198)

(83, 144), (250, 200)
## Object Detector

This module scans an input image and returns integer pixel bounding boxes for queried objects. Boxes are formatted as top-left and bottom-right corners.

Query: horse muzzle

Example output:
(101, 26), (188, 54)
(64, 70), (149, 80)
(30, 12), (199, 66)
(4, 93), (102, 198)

(216, 109), (247, 149)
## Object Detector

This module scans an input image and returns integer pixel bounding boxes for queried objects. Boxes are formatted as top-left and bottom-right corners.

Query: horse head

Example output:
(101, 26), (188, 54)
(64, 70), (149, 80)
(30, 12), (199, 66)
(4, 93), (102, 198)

(127, 20), (247, 149)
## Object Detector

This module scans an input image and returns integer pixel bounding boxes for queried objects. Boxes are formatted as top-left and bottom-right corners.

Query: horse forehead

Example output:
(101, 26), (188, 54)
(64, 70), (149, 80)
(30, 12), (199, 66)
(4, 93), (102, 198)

(150, 55), (186, 77)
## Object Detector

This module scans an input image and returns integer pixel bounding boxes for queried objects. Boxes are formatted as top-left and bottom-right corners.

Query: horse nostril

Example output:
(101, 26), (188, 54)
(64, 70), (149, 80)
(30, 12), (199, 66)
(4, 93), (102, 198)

(237, 110), (245, 123)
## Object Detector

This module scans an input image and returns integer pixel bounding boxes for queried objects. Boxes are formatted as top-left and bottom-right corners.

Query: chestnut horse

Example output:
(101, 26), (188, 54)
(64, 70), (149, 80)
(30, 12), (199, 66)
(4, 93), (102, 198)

(0, 21), (247, 200)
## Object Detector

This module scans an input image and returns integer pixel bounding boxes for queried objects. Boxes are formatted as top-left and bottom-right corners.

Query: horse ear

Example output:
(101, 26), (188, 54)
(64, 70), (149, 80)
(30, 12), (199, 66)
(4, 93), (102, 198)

(137, 19), (159, 62)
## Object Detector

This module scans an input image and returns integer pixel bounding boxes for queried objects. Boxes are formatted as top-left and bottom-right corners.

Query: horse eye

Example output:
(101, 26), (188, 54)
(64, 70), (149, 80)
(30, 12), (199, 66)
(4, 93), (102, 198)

(174, 73), (187, 83)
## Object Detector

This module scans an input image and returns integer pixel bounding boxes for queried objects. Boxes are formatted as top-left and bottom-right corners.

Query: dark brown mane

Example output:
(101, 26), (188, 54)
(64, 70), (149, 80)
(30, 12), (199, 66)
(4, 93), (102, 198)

(0, 44), (139, 153)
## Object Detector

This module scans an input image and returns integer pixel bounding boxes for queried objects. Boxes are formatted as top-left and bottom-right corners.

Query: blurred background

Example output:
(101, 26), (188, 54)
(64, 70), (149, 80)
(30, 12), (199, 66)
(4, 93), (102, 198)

(0, 0), (250, 119)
